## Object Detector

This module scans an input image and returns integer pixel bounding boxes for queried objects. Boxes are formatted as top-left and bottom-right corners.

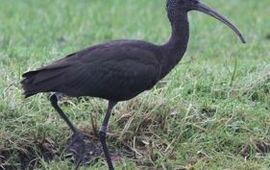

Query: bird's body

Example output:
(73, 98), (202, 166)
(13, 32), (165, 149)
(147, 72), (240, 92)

(21, 0), (245, 169)
(22, 19), (189, 101)
(23, 40), (161, 101)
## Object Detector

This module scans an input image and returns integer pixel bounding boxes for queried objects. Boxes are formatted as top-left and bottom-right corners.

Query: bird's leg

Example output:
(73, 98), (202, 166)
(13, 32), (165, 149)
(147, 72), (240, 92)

(49, 93), (85, 168)
(50, 93), (78, 133)
(99, 101), (117, 170)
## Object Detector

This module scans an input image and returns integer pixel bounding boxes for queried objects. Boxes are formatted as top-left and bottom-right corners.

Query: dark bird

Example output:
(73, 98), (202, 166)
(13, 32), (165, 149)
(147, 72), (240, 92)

(21, 0), (245, 169)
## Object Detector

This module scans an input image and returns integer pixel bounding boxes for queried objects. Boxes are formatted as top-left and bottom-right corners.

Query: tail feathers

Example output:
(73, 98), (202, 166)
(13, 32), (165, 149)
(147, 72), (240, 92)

(21, 69), (66, 97)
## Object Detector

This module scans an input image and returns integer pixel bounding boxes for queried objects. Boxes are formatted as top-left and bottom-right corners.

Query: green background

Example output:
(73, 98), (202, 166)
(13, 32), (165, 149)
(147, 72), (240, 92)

(0, 0), (269, 169)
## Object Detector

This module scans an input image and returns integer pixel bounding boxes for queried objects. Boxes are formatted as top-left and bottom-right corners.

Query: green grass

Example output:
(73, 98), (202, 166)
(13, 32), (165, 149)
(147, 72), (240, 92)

(0, 0), (269, 169)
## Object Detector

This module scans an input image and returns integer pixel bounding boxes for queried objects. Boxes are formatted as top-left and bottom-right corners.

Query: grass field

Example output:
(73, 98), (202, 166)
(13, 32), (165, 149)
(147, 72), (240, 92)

(0, 0), (269, 169)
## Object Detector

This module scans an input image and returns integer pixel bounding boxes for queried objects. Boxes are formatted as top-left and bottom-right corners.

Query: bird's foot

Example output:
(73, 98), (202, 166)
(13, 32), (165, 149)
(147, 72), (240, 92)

(65, 132), (86, 168)
(64, 132), (103, 168)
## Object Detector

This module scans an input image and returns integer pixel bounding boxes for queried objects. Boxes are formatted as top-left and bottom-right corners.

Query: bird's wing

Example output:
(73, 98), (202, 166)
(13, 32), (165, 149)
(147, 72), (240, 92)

(60, 46), (161, 100)
(22, 41), (162, 100)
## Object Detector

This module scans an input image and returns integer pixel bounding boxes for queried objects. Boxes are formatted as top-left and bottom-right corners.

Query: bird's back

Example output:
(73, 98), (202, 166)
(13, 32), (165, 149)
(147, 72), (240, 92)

(21, 40), (163, 101)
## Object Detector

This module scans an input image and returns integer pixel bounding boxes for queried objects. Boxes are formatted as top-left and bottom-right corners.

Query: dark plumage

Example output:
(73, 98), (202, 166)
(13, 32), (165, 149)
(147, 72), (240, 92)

(22, 40), (162, 101)
(21, 0), (245, 169)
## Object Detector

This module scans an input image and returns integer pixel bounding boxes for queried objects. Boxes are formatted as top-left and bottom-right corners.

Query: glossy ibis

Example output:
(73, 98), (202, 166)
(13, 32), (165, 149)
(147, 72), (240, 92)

(21, 0), (245, 169)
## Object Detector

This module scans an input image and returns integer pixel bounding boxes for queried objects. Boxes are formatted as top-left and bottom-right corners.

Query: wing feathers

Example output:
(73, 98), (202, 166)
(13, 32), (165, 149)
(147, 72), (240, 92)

(21, 65), (70, 97)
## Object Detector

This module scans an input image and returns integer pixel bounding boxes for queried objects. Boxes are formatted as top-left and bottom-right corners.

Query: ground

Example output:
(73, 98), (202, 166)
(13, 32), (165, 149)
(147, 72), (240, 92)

(0, 0), (269, 169)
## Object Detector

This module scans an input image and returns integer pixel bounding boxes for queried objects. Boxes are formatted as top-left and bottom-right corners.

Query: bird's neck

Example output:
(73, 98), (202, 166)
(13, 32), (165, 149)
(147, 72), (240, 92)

(161, 12), (189, 78)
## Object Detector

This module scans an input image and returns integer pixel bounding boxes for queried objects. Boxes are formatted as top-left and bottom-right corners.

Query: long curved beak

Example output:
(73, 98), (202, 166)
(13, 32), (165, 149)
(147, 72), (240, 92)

(191, 2), (246, 43)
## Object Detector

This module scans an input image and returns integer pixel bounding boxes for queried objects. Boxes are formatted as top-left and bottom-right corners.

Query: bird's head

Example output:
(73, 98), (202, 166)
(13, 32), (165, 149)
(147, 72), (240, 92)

(166, 0), (246, 43)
